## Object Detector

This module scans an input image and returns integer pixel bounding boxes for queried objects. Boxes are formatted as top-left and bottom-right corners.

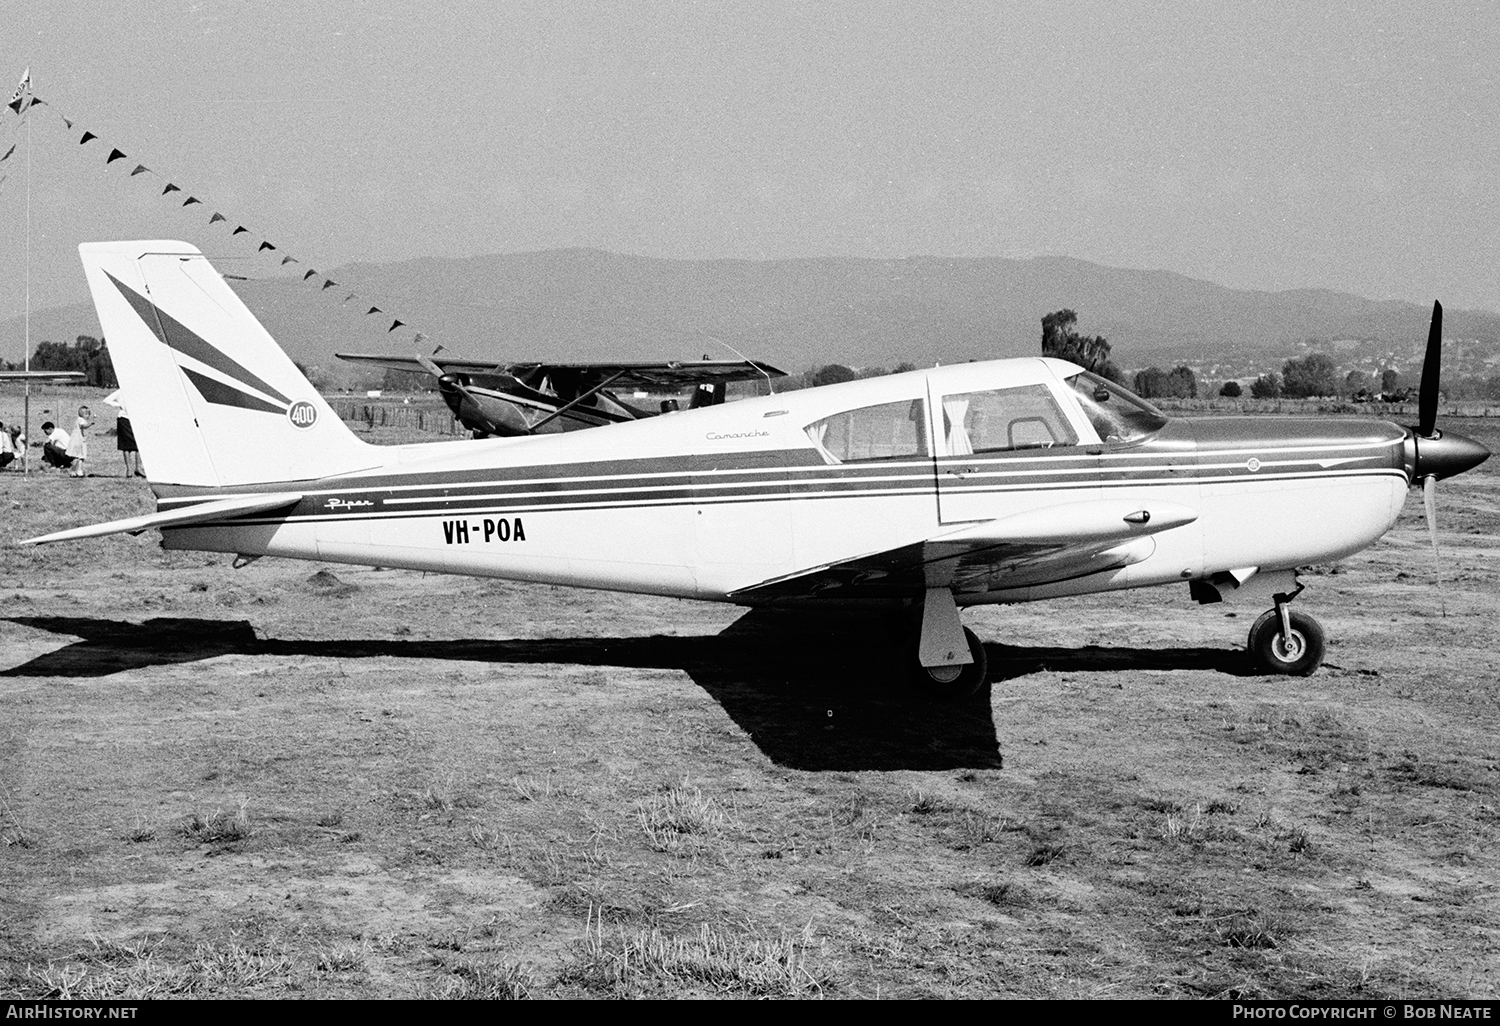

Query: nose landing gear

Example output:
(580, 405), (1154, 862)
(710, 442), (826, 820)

(1247, 587), (1325, 676)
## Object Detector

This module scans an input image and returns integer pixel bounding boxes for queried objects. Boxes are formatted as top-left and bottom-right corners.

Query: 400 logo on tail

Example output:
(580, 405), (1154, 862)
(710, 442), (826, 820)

(288, 400), (318, 429)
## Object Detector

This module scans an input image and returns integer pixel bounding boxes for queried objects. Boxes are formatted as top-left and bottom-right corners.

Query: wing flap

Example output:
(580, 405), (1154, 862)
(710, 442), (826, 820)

(19, 491), (304, 546)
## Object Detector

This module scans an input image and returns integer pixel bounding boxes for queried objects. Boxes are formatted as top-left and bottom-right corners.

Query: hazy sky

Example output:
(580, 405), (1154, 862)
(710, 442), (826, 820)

(3, 0), (1498, 335)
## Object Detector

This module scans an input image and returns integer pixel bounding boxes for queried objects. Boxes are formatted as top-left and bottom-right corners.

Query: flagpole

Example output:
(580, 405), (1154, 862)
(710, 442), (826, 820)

(22, 97), (31, 476)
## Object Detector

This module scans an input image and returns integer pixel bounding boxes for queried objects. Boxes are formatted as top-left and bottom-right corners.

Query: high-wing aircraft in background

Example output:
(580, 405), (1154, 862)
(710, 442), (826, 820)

(335, 351), (787, 437)
(0, 370), (86, 381)
(20, 241), (1490, 696)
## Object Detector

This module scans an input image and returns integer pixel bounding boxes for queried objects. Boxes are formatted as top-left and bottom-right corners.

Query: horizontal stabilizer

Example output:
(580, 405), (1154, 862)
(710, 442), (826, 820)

(19, 491), (303, 546)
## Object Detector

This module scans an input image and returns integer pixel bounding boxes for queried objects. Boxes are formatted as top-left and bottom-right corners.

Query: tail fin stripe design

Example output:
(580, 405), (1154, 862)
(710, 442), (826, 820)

(105, 270), (291, 405)
(180, 367), (286, 415)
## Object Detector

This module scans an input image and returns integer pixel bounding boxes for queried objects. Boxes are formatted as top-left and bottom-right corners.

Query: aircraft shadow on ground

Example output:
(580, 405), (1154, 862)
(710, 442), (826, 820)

(2, 611), (1252, 771)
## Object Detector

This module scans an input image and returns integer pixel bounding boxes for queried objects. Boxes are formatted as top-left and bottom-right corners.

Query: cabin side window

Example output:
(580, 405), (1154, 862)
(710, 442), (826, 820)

(939, 384), (1078, 456)
(806, 398), (929, 464)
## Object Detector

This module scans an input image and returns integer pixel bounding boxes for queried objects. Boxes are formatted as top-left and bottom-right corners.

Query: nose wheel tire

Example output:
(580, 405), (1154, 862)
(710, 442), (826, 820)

(1247, 608), (1325, 676)
(910, 626), (989, 700)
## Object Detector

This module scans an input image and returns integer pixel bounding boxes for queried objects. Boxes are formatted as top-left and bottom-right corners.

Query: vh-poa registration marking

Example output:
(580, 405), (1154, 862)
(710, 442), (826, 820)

(442, 516), (527, 545)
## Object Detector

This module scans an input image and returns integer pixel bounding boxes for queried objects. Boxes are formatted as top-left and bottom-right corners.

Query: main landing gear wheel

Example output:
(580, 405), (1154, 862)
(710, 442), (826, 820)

(911, 626), (989, 700)
(1247, 608), (1325, 676)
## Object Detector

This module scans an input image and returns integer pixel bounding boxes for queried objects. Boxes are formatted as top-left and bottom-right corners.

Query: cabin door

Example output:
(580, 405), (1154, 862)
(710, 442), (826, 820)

(928, 377), (1102, 525)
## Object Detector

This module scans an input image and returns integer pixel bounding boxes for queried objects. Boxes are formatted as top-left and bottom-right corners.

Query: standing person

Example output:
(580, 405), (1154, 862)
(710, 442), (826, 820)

(65, 404), (91, 478)
(0, 422), (14, 470)
(41, 421), (72, 469)
(104, 390), (142, 477)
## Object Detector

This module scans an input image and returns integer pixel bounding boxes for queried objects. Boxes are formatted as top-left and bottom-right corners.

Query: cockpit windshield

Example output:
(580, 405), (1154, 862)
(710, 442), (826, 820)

(1065, 372), (1168, 445)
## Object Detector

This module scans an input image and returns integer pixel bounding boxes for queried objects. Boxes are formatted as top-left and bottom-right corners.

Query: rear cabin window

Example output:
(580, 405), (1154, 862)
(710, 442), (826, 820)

(806, 398), (929, 463)
(940, 384), (1078, 456)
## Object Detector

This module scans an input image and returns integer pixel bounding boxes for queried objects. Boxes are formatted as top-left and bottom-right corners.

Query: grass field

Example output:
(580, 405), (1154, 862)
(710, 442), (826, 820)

(1, 399), (1497, 999)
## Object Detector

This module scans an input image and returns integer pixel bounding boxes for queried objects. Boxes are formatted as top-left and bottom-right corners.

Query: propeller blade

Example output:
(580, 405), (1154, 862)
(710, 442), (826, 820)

(1418, 300), (1442, 437)
(415, 353), (445, 379)
(1422, 474), (1446, 617)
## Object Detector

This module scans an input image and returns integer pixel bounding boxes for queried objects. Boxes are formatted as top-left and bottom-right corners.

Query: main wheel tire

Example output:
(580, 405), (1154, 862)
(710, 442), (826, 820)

(910, 626), (989, 700)
(1247, 608), (1326, 676)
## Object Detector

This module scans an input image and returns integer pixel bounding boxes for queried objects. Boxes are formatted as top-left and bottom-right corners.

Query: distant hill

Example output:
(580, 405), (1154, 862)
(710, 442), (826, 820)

(6, 250), (1499, 381)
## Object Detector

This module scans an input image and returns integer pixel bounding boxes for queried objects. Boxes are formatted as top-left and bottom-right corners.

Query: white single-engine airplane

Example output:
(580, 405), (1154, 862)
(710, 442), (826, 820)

(21, 242), (1490, 696)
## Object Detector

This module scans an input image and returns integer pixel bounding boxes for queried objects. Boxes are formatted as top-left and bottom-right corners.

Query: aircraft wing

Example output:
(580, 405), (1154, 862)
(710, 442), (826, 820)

(503, 359), (787, 387)
(336, 353), (786, 386)
(336, 353), (508, 376)
(728, 499), (1199, 603)
(19, 492), (304, 546)
(0, 371), (87, 382)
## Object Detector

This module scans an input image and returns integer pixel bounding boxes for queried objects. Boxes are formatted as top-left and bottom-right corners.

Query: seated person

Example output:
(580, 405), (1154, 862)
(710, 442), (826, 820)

(41, 421), (74, 469)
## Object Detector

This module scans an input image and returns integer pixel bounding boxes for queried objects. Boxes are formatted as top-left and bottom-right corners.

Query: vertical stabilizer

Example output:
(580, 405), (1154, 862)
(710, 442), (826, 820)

(79, 241), (378, 487)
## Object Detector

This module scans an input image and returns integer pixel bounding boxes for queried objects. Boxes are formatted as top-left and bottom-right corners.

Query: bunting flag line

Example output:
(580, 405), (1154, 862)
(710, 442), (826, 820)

(3, 79), (434, 352)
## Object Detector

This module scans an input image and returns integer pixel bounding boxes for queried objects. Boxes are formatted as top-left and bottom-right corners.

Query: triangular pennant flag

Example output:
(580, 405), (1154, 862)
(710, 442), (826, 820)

(130, 164), (149, 176)
(302, 270), (316, 281)
(6, 68), (30, 115)
(281, 255), (296, 265)
(182, 196), (201, 207)
(232, 226), (248, 235)
(63, 116), (74, 130)
(0, 145), (13, 163)
(106, 148), (126, 164)
(162, 183), (180, 195)
(321, 279), (337, 290)
(208, 212), (226, 224)
(79, 131), (97, 145)
(388, 319), (405, 332)
(258, 242), (276, 252)
(366, 306), (382, 316)
(26, 97), (42, 109)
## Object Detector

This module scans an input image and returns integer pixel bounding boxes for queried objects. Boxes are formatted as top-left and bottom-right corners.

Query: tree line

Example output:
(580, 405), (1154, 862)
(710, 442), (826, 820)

(0, 335), (117, 387)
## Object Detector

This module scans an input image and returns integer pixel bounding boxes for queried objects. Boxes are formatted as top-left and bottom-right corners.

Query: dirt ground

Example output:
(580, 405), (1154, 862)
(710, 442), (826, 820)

(1, 397), (1498, 999)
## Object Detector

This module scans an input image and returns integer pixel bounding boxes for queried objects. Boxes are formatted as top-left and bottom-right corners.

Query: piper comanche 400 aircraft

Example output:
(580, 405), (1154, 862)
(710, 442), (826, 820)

(23, 242), (1490, 697)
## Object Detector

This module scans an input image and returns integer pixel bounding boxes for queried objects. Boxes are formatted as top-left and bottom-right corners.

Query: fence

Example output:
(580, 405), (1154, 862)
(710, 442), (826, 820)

(326, 397), (463, 437)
